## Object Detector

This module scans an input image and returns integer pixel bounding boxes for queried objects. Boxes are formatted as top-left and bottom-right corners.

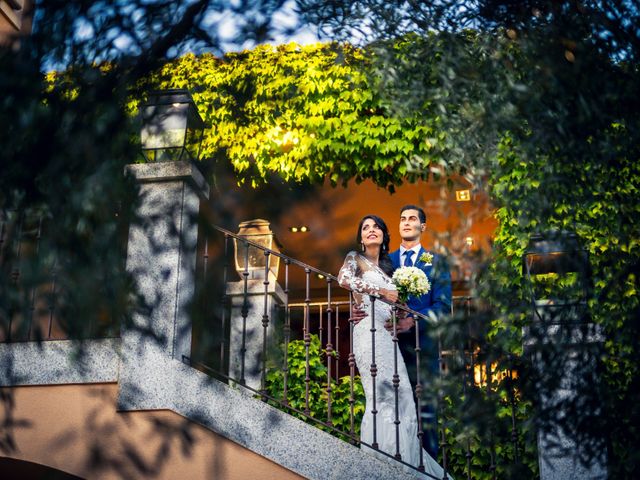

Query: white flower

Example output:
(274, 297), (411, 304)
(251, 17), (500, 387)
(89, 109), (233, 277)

(419, 252), (433, 265)
(392, 266), (431, 302)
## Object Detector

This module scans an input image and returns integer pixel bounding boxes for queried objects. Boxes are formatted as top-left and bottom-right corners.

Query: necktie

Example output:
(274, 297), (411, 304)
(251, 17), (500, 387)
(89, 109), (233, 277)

(403, 250), (414, 267)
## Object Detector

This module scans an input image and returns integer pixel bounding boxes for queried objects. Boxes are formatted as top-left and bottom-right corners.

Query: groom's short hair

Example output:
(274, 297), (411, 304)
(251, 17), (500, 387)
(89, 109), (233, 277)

(400, 204), (426, 224)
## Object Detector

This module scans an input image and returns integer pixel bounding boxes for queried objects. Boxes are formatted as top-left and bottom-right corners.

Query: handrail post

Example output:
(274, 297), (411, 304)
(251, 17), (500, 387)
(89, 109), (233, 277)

(325, 277), (334, 426)
(370, 295), (379, 450)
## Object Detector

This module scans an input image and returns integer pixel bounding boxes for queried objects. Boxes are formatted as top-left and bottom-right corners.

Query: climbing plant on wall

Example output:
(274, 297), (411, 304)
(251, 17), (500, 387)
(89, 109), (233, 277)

(141, 42), (448, 189)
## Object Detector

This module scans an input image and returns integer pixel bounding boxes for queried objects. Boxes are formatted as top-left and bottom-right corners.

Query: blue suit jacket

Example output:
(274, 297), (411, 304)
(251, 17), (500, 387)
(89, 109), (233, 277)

(390, 246), (452, 320)
(390, 246), (452, 378)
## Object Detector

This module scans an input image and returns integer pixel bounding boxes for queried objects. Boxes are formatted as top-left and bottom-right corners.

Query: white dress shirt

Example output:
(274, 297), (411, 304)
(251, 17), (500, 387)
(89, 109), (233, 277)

(399, 245), (422, 265)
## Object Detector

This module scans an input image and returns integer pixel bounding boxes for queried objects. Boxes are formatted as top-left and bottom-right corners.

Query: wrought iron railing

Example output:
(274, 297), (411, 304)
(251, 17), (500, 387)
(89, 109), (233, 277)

(0, 209), (123, 342)
(1, 205), (533, 478)
(188, 224), (533, 479)
(285, 300), (351, 381)
(1, 210), (60, 342)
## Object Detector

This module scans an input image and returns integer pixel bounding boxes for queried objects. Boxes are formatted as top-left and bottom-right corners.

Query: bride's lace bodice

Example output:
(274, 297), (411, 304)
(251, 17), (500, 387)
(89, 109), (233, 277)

(338, 251), (396, 323)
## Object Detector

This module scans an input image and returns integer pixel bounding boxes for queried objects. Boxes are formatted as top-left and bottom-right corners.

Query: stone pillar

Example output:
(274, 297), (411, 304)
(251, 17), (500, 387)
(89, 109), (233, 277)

(524, 302), (607, 480)
(122, 161), (208, 364)
(225, 220), (284, 391)
(226, 279), (285, 391)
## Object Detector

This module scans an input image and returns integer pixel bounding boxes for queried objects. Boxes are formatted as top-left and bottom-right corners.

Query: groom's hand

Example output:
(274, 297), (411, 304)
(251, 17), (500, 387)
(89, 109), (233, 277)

(383, 308), (414, 332)
(395, 315), (416, 333)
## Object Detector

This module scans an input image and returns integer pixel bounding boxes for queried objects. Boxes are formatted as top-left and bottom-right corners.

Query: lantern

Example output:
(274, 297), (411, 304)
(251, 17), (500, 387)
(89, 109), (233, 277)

(233, 219), (281, 281)
(523, 231), (592, 329)
(140, 89), (205, 162)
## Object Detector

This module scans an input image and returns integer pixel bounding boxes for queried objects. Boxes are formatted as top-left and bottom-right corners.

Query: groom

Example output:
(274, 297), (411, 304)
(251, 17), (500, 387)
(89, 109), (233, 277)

(390, 204), (452, 458)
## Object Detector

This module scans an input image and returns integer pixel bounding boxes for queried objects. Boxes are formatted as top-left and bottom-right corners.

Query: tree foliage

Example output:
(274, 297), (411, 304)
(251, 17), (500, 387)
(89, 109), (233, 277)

(0, 1), (314, 474)
(294, 0), (640, 476)
(3, 0), (639, 475)
(0, 0), (306, 340)
(142, 42), (449, 189)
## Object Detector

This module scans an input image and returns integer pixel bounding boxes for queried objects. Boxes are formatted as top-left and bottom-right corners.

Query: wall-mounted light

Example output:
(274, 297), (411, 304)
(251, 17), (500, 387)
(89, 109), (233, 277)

(289, 226), (309, 233)
(456, 189), (471, 202)
(473, 362), (518, 387)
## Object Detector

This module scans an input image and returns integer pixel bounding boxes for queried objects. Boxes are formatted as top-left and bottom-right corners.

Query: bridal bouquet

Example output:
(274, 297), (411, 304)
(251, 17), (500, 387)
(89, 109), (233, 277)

(392, 266), (431, 303)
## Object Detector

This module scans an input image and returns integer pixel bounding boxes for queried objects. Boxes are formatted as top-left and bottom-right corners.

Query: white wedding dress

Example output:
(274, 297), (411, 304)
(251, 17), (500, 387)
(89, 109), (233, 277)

(339, 251), (449, 479)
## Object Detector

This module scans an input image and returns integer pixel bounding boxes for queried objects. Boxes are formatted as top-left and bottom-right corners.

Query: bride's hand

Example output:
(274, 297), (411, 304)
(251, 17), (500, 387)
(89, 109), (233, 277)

(379, 288), (399, 303)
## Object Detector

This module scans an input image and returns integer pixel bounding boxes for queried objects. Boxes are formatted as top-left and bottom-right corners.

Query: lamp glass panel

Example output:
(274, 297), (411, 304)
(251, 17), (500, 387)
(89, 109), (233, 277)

(141, 103), (188, 150)
(234, 236), (271, 270)
(524, 254), (589, 310)
(234, 235), (280, 279)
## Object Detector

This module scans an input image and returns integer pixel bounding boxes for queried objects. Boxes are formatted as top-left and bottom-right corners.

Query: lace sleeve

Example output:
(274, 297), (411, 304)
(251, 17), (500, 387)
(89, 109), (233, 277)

(338, 251), (381, 296)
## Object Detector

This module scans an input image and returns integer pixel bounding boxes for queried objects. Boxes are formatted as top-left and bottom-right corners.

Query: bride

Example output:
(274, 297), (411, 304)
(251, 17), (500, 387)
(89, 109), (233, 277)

(338, 215), (448, 479)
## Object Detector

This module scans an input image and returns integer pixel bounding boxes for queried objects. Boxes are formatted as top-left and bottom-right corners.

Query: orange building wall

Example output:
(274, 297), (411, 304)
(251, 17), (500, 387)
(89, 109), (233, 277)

(1, 383), (304, 480)
(218, 176), (498, 299)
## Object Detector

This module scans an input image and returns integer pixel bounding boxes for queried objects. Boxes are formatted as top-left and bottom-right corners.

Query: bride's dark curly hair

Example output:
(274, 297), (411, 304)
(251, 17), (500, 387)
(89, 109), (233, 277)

(356, 214), (394, 276)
